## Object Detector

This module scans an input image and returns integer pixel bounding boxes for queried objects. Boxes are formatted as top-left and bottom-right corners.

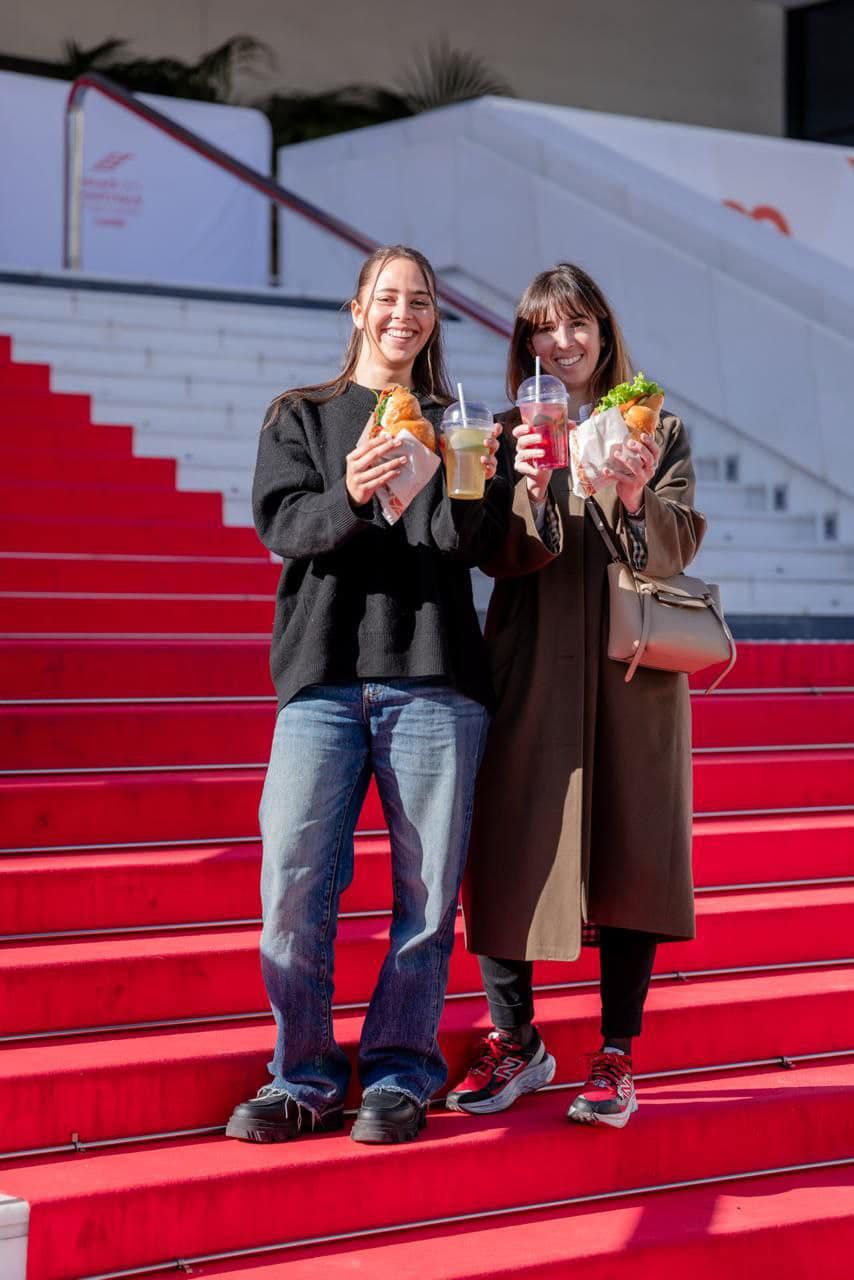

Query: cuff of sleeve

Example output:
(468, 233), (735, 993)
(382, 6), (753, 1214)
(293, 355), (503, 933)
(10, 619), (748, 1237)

(331, 477), (376, 538)
(515, 479), (562, 554)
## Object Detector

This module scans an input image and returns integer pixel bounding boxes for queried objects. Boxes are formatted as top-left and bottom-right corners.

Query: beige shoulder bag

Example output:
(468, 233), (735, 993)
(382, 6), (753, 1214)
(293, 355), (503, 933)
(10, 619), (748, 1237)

(586, 498), (737, 694)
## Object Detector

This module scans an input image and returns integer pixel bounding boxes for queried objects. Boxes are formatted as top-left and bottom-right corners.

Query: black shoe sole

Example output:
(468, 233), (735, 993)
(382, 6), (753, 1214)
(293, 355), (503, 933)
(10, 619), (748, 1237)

(225, 1110), (344, 1143)
(349, 1108), (427, 1145)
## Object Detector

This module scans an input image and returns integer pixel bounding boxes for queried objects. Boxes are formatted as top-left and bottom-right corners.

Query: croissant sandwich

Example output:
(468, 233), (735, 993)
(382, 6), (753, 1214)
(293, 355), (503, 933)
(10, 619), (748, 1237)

(371, 384), (436, 452)
(595, 373), (664, 440)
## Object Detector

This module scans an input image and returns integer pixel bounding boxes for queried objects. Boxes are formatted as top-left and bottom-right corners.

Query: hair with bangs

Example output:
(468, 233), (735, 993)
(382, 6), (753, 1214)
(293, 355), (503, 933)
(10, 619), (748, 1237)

(264, 244), (453, 424)
(505, 263), (633, 407)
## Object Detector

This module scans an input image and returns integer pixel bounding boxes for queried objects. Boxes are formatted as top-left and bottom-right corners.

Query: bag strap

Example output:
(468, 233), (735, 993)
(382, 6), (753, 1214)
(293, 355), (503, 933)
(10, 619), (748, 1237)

(585, 497), (628, 566)
(586, 498), (648, 684)
(704, 598), (739, 694)
(624, 590), (652, 684)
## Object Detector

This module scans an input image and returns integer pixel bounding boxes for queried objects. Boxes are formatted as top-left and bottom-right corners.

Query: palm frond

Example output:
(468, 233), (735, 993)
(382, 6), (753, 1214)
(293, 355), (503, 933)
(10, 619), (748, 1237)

(191, 34), (275, 100)
(400, 40), (514, 113)
(59, 38), (131, 77)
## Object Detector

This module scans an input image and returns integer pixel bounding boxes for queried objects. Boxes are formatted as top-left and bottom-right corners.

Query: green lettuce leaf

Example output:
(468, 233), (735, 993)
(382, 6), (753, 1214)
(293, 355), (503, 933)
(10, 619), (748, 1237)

(374, 388), (393, 424)
(595, 371), (664, 414)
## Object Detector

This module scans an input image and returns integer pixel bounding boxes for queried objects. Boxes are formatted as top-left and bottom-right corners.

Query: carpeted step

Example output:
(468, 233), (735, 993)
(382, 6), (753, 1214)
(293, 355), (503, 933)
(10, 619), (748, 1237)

(2, 1059), (852, 1280)
(2, 752), (850, 852)
(1, 446), (178, 488)
(0, 363), (50, 392)
(0, 390), (92, 428)
(0, 638), (271, 700)
(3, 639), (846, 701)
(156, 1166), (854, 1280)
(688, 642), (854, 690)
(0, 886), (850, 1038)
(1, 814), (851, 937)
(692, 749), (853, 812)
(0, 423), (134, 456)
(0, 967), (851, 1155)
(0, 768), (384, 851)
(0, 513), (264, 557)
(691, 812), (854, 886)
(0, 555), (280, 598)
(4, 693), (851, 772)
(0, 479), (225, 524)
(0, 836), (390, 936)
(1, 592), (276, 634)
(693, 691), (854, 747)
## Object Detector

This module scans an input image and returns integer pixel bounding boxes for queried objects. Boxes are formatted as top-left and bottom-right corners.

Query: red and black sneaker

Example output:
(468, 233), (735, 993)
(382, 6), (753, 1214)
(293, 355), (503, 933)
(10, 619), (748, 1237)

(567, 1049), (637, 1129)
(446, 1029), (556, 1114)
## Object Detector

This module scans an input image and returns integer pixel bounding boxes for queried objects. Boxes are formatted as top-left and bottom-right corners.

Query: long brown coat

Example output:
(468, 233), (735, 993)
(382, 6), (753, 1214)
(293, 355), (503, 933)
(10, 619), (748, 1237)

(462, 410), (707, 962)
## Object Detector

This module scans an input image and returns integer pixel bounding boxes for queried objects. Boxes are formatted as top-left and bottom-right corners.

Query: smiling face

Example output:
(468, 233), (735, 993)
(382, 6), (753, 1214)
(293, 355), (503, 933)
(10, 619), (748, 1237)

(351, 255), (436, 375)
(529, 309), (603, 400)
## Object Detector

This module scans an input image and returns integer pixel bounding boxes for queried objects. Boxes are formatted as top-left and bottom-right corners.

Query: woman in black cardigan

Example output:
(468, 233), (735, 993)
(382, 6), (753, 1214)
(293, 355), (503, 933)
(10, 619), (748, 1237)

(226, 244), (509, 1145)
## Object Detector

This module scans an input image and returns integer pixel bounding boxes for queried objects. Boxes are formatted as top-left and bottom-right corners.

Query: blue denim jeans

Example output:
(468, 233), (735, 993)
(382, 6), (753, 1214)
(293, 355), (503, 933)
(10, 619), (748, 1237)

(258, 679), (489, 1115)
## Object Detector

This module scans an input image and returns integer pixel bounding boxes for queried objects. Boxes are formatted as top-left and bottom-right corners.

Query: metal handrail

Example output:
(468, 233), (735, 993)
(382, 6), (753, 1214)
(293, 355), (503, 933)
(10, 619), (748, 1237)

(63, 71), (513, 337)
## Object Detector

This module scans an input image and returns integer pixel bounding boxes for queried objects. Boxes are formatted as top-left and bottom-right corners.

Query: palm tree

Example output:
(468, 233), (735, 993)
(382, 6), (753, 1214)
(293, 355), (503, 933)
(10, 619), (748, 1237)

(261, 42), (514, 150)
(58, 35), (273, 102)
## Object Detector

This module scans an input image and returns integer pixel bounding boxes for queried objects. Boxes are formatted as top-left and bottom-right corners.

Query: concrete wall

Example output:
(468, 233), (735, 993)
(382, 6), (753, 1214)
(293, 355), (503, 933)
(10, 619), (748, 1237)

(1, 0), (787, 135)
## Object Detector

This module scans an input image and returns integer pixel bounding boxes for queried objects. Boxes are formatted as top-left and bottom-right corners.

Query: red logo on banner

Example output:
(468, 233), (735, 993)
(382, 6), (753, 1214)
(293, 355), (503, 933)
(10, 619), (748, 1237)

(91, 152), (135, 172)
(83, 151), (143, 228)
(722, 200), (791, 236)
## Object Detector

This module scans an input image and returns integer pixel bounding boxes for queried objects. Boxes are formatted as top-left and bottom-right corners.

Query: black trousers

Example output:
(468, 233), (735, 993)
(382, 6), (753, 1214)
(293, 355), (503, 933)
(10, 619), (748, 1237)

(479, 926), (658, 1041)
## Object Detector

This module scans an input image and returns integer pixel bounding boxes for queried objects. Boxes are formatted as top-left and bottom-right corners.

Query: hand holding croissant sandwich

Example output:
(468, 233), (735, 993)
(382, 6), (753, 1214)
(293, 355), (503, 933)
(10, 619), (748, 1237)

(569, 373), (664, 499)
(366, 383), (441, 524)
(594, 372), (664, 440)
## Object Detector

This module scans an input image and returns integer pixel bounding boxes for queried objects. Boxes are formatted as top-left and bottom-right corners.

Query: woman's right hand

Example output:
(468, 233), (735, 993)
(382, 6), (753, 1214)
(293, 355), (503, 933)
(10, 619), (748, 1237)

(346, 417), (406, 507)
(512, 422), (551, 505)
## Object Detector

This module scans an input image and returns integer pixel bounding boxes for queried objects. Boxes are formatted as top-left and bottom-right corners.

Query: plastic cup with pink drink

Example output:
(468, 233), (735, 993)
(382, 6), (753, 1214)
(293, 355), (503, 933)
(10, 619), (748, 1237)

(516, 373), (570, 469)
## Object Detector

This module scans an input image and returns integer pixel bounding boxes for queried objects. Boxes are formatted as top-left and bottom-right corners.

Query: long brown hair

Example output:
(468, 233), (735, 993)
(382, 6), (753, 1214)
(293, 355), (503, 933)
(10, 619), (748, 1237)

(505, 263), (633, 408)
(266, 245), (453, 422)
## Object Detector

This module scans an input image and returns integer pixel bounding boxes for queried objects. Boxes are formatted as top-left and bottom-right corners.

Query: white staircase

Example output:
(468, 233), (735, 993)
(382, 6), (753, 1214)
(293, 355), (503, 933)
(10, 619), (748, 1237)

(2, 274), (852, 628)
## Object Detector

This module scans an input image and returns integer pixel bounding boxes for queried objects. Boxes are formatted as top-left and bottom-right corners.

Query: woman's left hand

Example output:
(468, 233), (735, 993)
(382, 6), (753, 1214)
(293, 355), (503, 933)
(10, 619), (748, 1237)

(481, 422), (502, 482)
(602, 432), (660, 515)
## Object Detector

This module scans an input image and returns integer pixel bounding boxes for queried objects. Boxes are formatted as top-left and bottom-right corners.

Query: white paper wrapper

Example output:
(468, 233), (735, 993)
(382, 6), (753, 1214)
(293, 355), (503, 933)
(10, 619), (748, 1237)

(375, 428), (441, 525)
(569, 407), (631, 499)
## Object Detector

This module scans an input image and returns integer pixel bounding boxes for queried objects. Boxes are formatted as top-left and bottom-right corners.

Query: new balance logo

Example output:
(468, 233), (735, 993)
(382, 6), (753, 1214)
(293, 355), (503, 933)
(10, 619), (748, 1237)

(494, 1057), (524, 1081)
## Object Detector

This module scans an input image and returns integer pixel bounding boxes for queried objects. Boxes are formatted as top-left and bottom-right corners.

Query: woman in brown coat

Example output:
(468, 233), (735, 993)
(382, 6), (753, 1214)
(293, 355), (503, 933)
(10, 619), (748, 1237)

(447, 264), (707, 1128)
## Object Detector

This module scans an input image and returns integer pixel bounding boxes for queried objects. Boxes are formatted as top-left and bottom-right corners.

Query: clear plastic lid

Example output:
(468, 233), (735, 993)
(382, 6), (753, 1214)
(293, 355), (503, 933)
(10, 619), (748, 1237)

(440, 401), (494, 430)
(516, 374), (568, 405)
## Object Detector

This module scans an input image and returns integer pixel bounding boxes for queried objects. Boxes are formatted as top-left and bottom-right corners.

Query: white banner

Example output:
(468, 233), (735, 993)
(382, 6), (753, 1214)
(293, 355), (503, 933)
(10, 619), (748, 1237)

(0, 71), (271, 286)
(551, 106), (854, 271)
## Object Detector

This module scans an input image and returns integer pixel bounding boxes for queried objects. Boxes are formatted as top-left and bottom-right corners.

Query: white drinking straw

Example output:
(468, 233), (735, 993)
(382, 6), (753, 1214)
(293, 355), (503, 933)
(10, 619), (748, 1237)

(456, 381), (469, 426)
(535, 355), (541, 401)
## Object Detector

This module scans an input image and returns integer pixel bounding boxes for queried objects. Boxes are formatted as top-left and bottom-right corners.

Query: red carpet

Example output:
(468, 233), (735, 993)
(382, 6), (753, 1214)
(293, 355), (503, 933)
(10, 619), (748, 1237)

(1, 340), (852, 1278)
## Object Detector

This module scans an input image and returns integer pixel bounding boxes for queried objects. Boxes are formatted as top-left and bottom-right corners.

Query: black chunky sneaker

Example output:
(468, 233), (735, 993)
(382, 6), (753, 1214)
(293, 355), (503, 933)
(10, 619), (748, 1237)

(350, 1088), (427, 1144)
(225, 1085), (344, 1143)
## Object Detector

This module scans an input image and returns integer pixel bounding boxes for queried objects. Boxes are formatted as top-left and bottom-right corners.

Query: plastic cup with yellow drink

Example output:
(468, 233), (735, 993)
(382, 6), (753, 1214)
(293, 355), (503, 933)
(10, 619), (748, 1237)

(438, 392), (495, 500)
